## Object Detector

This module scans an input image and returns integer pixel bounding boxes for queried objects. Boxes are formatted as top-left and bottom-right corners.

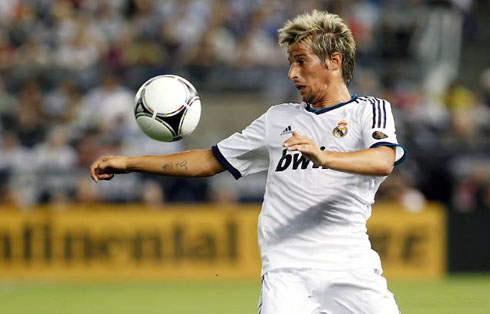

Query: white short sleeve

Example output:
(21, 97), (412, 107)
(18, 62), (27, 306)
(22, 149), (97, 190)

(361, 98), (406, 165)
(212, 112), (269, 179)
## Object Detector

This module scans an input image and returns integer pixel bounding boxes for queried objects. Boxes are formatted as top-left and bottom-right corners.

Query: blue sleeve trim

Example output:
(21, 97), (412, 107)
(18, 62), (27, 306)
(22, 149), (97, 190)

(369, 142), (407, 166)
(211, 145), (242, 180)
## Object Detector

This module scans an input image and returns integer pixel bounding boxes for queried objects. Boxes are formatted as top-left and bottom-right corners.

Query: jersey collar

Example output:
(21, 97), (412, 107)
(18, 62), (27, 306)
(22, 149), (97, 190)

(305, 94), (358, 115)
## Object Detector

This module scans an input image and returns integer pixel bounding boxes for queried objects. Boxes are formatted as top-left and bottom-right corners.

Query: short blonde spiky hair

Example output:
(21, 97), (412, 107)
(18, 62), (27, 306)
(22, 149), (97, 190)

(278, 10), (356, 85)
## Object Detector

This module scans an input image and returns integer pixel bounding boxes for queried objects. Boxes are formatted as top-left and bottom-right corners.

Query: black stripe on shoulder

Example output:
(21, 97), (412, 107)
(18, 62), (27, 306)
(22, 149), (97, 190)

(359, 96), (387, 129)
(382, 100), (387, 128)
(369, 98), (376, 128)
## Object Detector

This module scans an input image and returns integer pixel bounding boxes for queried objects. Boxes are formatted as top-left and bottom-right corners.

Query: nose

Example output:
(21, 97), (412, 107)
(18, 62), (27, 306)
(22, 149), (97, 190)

(288, 64), (297, 81)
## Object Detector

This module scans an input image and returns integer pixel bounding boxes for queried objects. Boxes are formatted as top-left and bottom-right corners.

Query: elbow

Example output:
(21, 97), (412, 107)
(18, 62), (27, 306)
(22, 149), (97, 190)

(377, 167), (393, 176)
(186, 149), (225, 178)
(193, 164), (224, 178)
(372, 147), (396, 176)
(194, 169), (218, 178)
(375, 161), (393, 176)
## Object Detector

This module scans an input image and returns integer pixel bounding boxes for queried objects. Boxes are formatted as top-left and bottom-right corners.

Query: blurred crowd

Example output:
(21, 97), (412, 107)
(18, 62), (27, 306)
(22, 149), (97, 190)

(0, 0), (489, 212)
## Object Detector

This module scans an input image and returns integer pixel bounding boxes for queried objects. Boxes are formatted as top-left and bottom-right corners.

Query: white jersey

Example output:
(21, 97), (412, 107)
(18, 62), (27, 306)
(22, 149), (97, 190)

(212, 95), (406, 275)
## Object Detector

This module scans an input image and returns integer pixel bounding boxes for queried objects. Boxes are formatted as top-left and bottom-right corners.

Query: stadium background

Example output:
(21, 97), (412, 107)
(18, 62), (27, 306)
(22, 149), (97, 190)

(0, 0), (489, 313)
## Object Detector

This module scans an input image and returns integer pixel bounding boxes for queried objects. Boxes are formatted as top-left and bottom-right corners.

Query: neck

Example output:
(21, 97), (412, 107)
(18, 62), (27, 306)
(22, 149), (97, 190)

(310, 83), (351, 110)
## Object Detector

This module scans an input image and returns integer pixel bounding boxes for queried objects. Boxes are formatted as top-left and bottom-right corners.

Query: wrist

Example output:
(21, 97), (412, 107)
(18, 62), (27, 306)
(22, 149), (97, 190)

(124, 156), (135, 172)
(320, 151), (332, 168)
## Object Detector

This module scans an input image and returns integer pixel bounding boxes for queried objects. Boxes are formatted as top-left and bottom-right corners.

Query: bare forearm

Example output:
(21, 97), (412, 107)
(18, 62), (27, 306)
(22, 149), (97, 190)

(284, 132), (397, 177)
(321, 146), (395, 176)
(126, 149), (224, 177)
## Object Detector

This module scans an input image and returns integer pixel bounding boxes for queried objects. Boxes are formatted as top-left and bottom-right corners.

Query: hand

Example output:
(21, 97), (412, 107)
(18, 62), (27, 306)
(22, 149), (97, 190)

(89, 156), (129, 183)
(283, 131), (325, 166)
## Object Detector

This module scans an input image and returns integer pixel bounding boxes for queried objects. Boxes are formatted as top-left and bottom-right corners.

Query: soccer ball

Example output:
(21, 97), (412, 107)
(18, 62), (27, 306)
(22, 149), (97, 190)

(134, 75), (201, 142)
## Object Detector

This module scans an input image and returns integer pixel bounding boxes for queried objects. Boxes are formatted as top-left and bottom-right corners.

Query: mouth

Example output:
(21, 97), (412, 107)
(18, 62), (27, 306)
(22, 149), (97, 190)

(294, 84), (306, 92)
(295, 85), (307, 96)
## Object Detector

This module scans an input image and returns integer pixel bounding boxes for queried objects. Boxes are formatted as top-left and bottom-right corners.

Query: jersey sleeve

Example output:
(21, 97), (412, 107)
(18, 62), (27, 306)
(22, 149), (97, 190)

(361, 98), (406, 165)
(211, 112), (269, 179)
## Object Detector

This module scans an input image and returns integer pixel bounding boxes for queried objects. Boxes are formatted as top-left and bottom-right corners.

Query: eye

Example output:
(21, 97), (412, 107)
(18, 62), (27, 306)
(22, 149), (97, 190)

(298, 59), (305, 65)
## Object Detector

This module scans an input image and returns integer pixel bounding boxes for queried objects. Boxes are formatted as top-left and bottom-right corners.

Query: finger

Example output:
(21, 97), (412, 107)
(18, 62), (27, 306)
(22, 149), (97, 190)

(284, 136), (310, 148)
(284, 131), (310, 143)
(284, 133), (300, 146)
(295, 144), (313, 153)
(96, 173), (114, 181)
(286, 144), (298, 151)
(288, 131), (302, 141)
(284, 140), (303, 148)
(287, 143), (311, 151)
(89, 161), (100, 183)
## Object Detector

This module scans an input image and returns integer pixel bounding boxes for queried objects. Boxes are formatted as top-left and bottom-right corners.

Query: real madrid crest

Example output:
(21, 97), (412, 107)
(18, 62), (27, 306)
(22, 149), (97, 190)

(333, 120), (348, 138)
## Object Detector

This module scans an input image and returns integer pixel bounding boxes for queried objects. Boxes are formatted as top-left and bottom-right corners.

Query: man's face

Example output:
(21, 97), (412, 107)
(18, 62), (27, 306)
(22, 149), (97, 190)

(287, 41), (331, 104)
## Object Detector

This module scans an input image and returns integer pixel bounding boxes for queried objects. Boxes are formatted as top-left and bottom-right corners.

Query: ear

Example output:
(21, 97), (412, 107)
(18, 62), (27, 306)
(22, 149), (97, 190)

(327, 52), (342, 71)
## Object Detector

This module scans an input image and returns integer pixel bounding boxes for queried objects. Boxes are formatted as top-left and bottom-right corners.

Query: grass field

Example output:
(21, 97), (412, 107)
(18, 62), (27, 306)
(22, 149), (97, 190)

(0, 275), (488, 314)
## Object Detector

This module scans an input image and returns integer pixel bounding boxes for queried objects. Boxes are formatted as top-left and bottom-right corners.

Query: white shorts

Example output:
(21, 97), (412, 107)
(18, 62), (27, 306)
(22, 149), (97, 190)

(258, 268), (400, 314)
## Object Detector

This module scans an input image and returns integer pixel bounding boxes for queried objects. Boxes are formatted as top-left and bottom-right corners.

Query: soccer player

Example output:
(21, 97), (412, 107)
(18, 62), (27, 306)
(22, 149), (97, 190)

(90, 10), (405, 314)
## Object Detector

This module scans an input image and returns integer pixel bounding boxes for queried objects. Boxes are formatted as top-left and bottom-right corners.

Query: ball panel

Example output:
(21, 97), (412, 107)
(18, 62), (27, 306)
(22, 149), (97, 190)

(180, 98), (201, 137)
(134, 76), (159, 103)
(143, 76), (188, 115)
(172, 76), (198, 102)
(134, 97), (150, 116)
(160, 109), (185, 135)
(135, 115), (176, 142)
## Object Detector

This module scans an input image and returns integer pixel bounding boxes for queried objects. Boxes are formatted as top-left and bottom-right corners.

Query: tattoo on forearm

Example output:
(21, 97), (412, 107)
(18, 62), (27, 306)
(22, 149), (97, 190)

(162, 163), (173, 172)
(175, 160), (188, 170)
(162, 160), (188, 172)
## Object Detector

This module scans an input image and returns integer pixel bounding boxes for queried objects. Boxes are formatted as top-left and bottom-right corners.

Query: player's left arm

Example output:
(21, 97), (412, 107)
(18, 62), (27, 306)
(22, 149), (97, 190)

(284, 132), (395, 176)
(284, 99), (405, 176)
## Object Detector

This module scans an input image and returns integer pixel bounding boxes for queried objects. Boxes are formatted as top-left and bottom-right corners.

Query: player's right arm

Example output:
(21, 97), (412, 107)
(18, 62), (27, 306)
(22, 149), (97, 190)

(89, 149), (225, 183)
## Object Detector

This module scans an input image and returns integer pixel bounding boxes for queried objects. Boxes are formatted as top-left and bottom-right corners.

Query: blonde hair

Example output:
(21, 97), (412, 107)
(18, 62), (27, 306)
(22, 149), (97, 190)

(278, 10), (356, 85)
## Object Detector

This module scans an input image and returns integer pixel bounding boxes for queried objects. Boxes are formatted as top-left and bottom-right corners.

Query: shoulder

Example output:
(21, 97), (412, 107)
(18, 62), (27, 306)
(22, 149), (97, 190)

(266, 102), (304, 115)
(243, 103), (303, 127)
(355, 96), (391, 106)
(354, 95), (391, 114)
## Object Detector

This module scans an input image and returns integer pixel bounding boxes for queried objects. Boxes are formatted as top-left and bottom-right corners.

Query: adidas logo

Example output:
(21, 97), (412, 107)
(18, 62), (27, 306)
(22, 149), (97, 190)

(280, 125), (293, 136)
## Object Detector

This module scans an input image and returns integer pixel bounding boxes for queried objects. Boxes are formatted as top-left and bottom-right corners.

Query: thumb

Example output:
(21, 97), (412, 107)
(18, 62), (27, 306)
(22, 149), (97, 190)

(291, 130), (300, 137)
